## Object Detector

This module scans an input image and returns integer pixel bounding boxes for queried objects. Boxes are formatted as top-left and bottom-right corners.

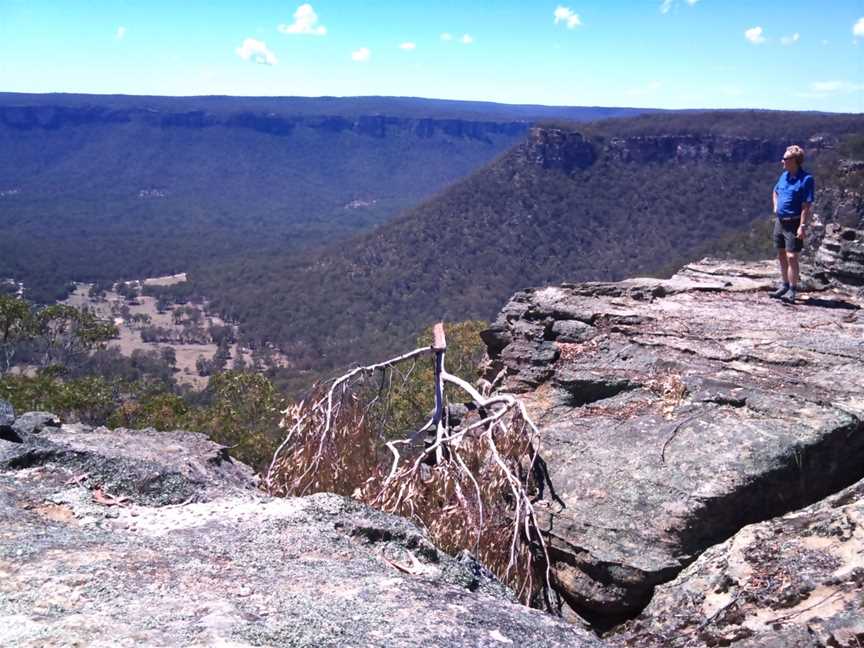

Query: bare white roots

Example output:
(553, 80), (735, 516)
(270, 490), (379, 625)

(265, 343), (556, 609)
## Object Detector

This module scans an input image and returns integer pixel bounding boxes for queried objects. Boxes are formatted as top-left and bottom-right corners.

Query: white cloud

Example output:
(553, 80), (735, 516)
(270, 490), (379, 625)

(798, 80), (864, 98)
(625, 80), (662, 96)
(278, 4), (326, 36)
(399, 42), (416, 50)
(116, 26), (126, 40)
(854, 17), (864, 38)
(235, 38), (278, 65)
(351, 47), (370, 62)
(744, 26), (766, 44)
(780, 32), (800, 45)
(661, 0), (699, 14)
(553, 6), (582, 29)
(461, 34), (474, 44)
(809, 80), (863, 94)
(811, 81), (844, 92)
(440, 32), (453, 41)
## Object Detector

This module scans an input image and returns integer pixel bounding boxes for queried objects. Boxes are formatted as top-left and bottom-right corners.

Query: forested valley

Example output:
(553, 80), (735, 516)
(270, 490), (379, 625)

(0, 93), (643, 302)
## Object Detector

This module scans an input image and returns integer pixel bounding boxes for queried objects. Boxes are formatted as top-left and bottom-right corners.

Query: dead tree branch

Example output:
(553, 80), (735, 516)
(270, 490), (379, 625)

(265, 322), (560, 609)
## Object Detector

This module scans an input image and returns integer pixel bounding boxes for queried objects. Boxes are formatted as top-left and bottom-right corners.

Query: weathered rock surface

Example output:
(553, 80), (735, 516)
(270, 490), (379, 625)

(10, 411), (61, 436)
(609, 478), (864, 647)
(0, 421), (259, 506)
(0, 399), (14, 439)
(815, 224), (864, 287)
(0, 419), (603, 647)
(481, 256), (864, 626)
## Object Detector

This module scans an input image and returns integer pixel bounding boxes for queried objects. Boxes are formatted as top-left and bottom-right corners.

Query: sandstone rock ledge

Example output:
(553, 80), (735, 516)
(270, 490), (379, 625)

(482, 256), (864, 627)
(608, 478), (864, 647)
(0, 423), (602, 647)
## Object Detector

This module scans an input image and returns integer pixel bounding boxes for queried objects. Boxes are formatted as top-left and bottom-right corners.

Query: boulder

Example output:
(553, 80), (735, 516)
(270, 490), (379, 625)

(814, 224), (864, 287)
(11, 410), (61, 436)
(0, 399), (14, 428)
(0, 422), (603, 647)
(0, 423), (258, 505)
(608, 478), (864, 647)
(0, 399), (15, 442)
(481, 257), (864, 626)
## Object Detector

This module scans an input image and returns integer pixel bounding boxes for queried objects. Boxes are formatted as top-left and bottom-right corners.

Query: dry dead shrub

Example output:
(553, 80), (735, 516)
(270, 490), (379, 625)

(645, 371), (687, 418)
(266, 388), (380, 498)
(364, 411), (552, 605)
(264, 339), (559, 609)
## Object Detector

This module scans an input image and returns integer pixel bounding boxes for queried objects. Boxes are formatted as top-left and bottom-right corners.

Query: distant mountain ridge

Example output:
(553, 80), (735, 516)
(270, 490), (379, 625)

(0, 92), (655, 121)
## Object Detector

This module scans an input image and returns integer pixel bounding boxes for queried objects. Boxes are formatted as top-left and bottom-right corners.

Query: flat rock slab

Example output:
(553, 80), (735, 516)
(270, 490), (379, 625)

(482, 257), (864, 623)
(11, 411), (61, 436)
(608, 477), (864, 647)
(0, 461), (603, 647)
(0, 423), (259, 505)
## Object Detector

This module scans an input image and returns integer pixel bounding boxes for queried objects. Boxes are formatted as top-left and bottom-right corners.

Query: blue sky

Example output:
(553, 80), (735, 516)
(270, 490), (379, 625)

(1, 1), (862, 112)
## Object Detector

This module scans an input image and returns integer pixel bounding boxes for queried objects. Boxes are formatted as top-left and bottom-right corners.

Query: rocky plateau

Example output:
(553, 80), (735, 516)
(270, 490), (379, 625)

(480, 231), (864, 642)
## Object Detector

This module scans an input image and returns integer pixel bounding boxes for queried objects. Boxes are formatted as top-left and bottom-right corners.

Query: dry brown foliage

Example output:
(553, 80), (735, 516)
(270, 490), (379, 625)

(265, 343), (559, 610)
(645, 371), (687, 418)
(265, 390), (380, 498)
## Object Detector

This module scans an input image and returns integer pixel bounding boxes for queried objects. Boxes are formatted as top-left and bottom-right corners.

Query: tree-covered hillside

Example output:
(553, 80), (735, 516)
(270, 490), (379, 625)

(190, 111), (864, 375)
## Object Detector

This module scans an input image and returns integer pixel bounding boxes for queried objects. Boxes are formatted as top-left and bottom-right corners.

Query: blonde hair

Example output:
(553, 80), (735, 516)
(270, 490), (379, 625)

(785, 145), (805, 165)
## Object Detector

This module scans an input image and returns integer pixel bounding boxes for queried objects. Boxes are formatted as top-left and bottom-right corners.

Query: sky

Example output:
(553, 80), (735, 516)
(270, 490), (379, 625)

(1, 1), (862, 113)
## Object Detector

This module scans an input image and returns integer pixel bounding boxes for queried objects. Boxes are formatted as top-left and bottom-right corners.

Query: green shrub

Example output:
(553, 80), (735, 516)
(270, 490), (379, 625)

(361, 320), (489, 441)
(0, 372), (116, 424)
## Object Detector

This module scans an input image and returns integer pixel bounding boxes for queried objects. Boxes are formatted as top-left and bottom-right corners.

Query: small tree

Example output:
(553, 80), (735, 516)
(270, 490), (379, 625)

(32, 304), (117, 370)
(0, 295), (34, 374)
(199, 371), (285, 470)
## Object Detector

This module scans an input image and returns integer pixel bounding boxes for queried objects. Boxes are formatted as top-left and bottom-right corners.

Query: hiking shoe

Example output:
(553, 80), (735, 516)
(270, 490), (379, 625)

(781, 288), (797, 305)
(769, 285), (790, 299)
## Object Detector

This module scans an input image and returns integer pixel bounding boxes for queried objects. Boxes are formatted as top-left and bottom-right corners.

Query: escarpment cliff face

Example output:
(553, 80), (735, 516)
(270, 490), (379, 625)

(523, 128), (597, 172)
(481, 245), (864, 633)
(0, 104), (530, 141)
(521, 126), (841, 169)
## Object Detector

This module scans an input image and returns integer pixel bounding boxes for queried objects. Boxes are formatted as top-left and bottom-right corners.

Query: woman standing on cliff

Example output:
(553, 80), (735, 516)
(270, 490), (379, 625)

(770, 144), (814, 305)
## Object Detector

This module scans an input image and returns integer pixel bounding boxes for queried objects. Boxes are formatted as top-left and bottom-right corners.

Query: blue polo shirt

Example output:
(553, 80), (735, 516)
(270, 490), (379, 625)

(774, 169), (814, 219)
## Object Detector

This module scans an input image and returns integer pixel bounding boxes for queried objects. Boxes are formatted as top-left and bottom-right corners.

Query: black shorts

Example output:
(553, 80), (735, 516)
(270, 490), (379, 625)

(773, 218), (803, 252)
